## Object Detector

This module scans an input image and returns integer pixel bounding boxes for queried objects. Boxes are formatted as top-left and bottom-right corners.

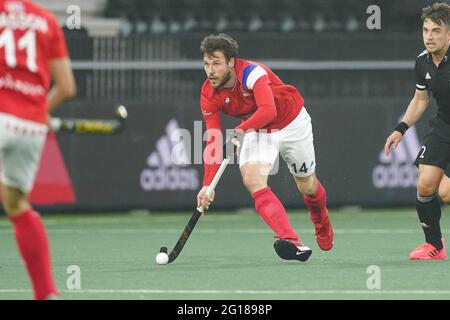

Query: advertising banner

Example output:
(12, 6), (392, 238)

(20, 97), (432, 211)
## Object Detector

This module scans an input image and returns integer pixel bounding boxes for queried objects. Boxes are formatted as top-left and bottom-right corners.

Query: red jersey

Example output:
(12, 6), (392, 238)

(0, 0), (68, 124)
(200, 58), (305, 185)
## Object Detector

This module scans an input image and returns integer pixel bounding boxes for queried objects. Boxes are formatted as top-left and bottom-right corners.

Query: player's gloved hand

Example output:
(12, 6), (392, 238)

(197, 186), (215, 212)
(384, 131), (403, 157)
(223, 129), (244, 158)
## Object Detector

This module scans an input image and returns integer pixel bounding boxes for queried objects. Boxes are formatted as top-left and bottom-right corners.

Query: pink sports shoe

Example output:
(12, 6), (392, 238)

(409, 240), (447, 260)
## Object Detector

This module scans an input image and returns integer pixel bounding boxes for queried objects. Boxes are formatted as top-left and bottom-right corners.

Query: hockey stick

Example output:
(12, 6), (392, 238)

(159, 155), (232, 264)
(49, 105), (128, 135)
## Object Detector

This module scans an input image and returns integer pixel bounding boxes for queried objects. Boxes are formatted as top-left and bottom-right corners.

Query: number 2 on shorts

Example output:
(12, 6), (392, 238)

(419, 146), (426, 159)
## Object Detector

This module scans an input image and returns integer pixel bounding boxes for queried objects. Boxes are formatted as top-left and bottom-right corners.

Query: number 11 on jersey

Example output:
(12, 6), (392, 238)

(0, 28), (37, 72)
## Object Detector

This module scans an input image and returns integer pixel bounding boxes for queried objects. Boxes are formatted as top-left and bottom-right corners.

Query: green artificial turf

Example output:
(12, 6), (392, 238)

(0, 208), (449, 300)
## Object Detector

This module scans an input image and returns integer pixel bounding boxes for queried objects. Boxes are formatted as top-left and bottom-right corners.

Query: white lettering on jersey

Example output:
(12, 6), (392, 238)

(0, 12), (48, 33)
(0, 73), (45, 96)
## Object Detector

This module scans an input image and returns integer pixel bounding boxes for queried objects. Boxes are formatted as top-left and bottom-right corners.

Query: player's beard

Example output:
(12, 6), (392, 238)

(217, 68), (232, 88)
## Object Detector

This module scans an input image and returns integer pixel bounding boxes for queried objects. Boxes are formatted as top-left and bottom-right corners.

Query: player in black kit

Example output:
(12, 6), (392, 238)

(384, 2), (450, 260)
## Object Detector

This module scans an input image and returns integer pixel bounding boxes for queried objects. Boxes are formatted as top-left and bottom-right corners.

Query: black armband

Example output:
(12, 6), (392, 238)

(395, 122), (409, 135)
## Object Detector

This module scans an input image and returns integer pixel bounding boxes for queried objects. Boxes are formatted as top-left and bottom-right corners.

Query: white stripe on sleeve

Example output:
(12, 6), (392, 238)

(416, 84), (426, 90)
(245, 65), (268, 90)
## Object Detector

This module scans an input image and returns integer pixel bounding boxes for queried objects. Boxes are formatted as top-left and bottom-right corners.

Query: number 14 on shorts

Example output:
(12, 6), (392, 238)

(291, 161), (314, 174)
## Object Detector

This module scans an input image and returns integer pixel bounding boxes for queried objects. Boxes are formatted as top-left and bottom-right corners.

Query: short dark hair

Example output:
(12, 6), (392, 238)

(200, 33), (239, 61)
(421, 2), (450, 26)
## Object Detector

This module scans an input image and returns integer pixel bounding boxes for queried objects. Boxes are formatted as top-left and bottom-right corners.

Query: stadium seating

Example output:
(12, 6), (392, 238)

(34, 0), (429, 36)
(103, 0), (428, 35)
(34, 0), (122, 36)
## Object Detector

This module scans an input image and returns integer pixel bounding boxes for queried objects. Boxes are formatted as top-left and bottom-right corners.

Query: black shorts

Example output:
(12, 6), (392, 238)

(415, 116), (450, 176)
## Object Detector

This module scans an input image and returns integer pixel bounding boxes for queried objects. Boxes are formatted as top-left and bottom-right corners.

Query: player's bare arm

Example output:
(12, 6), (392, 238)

(402, 88), (430, 126)
(47, 57), (76, 115)
(384, 89), (430, 156)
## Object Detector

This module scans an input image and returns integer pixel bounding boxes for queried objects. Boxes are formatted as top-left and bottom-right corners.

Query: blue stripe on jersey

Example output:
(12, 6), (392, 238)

(242, 64), (257, 89)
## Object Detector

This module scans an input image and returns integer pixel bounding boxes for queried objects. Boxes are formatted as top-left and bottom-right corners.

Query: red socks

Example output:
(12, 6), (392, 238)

(251, 182), (328, 243)
(10, 209), (58, 300)
(253, 187), (299, 242)
(303, 180), (328, 223)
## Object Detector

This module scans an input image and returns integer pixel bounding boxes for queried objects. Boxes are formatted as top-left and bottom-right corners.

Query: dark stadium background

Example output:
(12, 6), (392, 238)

(31, 0), (440, 211)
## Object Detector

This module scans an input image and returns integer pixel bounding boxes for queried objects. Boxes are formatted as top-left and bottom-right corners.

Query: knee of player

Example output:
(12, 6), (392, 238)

(242, 174), (266, 193)
(299, 184), (316, 196)
(1, 193), (29, 215)
(294, 175), (317, 195)
(417, 178), (439, 196)
(3, 200), (22, 216)
(438, 186), (450, 204)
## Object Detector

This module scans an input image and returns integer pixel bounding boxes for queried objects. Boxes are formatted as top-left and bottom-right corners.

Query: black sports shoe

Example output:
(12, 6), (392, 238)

(274, 239), (312, 262)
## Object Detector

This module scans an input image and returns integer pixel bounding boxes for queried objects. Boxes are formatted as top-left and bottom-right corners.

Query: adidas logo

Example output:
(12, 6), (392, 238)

(372, 115), (419, 188)
(425, 73), (432, 80)
(140, 119), (199, 191)
(421, 222), (430, 228)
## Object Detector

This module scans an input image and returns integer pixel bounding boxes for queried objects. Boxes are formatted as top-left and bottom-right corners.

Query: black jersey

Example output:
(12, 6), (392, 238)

(415, 48), (450, 124)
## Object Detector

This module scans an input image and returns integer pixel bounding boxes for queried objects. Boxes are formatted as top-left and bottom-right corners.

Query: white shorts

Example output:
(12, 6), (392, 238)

(0, 113), (47, 193)
(239, 107), (316, 177)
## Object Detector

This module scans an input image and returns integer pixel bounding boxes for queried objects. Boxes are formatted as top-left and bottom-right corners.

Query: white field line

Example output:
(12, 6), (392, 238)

(0, 228), (449, 235)
(1, 289), (450, 295)
(0, 215), (253, 227)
